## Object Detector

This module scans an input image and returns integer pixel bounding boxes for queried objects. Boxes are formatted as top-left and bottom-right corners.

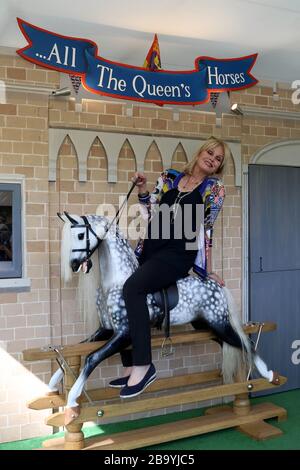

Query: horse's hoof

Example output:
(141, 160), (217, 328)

(45, 390), (59, 397)
(64, 406), (80, 426)
(270, 371), (280, 385)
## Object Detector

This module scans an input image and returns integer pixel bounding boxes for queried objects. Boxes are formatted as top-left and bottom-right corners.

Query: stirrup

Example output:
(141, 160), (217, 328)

(161, 337), (174, 357)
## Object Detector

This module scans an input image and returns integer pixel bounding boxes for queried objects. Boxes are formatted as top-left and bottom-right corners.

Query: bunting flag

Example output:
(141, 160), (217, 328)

(210, 90), (230, 109)
(210, 92), (219, 109)
(143, 34), (161, 71)
(70, 75), (82, 94)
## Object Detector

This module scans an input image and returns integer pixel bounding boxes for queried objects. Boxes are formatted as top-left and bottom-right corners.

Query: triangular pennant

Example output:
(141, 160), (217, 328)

(70, 75), (82, 95)
(210, 92), (219, 109)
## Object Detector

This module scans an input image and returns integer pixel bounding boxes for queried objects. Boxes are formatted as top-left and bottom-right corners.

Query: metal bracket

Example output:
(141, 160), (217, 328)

(46, 345), (94, 405)
(161, 337), (174, 357)
(247, 322), (264, 381)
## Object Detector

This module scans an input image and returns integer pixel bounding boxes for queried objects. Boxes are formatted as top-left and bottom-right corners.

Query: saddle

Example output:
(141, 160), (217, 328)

(153, 284), (179, 355)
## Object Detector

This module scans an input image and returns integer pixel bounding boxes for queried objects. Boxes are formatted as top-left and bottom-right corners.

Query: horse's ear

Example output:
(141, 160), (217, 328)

(64, 211), (79, 225)
(57, 212), (65, 222)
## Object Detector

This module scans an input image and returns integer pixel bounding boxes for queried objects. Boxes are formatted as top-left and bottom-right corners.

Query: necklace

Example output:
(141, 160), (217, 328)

(171, 175), (204, 223)
(170, 191), (190, 223)
(181, 174), (204, 190)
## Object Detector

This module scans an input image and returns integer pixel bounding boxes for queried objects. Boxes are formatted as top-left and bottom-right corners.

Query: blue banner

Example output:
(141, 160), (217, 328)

(17, 18), (258, 106)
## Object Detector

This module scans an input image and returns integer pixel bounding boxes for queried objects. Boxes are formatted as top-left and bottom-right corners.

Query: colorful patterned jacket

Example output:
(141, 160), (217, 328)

(134, 168), (225, 279)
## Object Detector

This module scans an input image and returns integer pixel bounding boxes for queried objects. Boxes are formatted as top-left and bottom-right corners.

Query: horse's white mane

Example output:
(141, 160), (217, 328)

(60, 215), (102, 335)
(61, 219), (72, 284)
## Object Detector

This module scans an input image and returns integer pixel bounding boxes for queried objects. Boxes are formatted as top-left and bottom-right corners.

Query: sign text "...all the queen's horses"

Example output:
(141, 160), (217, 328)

(17, 18), (258, 106)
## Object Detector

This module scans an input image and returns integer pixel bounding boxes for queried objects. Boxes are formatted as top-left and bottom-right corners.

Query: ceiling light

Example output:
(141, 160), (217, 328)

(231, 103), (243, 115)
(51, 87), (71, 97)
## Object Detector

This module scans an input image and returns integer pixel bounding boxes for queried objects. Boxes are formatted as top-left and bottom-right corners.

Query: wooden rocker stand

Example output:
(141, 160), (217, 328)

(23, 322), (287, 450)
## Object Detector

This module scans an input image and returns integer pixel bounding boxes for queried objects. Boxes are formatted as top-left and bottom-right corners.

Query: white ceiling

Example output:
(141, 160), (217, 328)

(1, 0), (300, 85)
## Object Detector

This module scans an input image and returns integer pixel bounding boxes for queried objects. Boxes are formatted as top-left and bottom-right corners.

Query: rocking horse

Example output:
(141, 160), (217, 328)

(47, 211), (281, 426)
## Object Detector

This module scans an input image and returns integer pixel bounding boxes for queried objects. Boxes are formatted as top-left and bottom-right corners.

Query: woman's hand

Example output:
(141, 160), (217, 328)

(208, 272), (225, 287)
(132, 172), (147, 193)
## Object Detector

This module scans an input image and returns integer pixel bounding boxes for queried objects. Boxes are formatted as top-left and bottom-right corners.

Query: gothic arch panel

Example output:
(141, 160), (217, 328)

(49, 129), (242, 185)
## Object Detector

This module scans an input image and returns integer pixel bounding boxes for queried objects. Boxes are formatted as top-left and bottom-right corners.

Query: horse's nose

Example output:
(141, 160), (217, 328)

(71, 259), (81, 272)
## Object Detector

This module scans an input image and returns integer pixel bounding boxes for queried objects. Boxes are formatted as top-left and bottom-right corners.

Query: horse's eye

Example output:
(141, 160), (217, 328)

(78, 233), (85, 240)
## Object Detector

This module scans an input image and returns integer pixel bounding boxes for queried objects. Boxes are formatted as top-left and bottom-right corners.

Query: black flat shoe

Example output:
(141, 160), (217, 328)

(120, 364), (156, 398)
(108, 375), (130, 388)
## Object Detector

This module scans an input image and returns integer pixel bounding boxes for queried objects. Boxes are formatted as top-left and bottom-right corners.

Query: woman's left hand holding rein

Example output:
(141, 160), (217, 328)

(208, 272), (225, 287)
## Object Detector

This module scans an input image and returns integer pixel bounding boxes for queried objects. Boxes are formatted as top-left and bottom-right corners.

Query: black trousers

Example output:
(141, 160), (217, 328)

(122, 257), (189, 366)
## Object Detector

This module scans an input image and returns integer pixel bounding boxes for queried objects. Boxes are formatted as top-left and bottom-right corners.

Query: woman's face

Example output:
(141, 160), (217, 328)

(196, 144), (224, 175)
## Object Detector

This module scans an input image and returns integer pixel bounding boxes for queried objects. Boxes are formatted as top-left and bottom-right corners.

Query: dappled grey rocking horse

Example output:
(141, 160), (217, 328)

(48, 212), (280, 425)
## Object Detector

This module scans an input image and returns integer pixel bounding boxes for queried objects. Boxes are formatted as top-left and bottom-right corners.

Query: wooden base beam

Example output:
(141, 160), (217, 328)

(40, 402), (286, 450)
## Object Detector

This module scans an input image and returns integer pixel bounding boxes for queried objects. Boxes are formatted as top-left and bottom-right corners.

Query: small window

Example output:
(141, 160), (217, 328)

(0, 183), (22, 278)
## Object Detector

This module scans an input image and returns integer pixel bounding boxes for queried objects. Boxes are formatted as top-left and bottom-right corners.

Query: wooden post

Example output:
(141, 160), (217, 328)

(63, 356), (85, 450)
(233, 361), (251, 416)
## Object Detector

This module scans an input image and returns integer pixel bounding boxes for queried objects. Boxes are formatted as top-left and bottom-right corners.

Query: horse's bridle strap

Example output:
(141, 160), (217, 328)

(69, 179), (138, 262)
(71, 216), (101, 260)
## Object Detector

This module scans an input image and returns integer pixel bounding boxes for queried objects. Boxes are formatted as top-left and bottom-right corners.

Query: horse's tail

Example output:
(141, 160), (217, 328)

(221, 287), (253, 383)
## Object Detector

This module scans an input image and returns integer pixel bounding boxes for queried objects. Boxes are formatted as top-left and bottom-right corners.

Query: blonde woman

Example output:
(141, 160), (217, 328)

(112, 136), (230, 398)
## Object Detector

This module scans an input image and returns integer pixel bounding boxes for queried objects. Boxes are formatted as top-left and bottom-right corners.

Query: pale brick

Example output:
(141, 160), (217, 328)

(13, 141), (33, 154)
(133, 117), (151, 129)
(183, 122), (198, 133)
(6, 316), (26, 328)
(152, 118), (167, 130)
(20, 423), (49, 440)
(85, 100), (105, 113)
(26, 69), (47, 82)
(2, 128), (22, 140)
(26, 204), (45, 216)
(6, 116), (27, 128)
(18, 104), (38, 116)
(1, 154), (22, 165)
(105, 103), (123, 115)
(8, 413), (30, 426)
(0, 103), (17, 115)
(61, 111), (80, 124)
(26, 117), (47, 129)
(0, 425), (21, 443)
(140, 107), (157, 118)
(0, 140), (13, 152)
(0, 293), (18, 303)
(14, 327), (35, 340)
(7, 67), (26, 80)
(98, 114), (116, 126)
(33, 142), (48, 155)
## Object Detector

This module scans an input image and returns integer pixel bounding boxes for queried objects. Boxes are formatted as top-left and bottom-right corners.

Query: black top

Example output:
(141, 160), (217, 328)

(139, 186), (203, 275)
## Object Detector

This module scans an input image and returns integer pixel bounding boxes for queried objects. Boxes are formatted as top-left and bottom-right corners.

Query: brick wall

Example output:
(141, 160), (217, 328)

(0, 52), (299, 442)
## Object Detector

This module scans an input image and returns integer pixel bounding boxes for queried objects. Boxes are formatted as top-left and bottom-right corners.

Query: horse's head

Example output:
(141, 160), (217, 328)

(58, 212), (106, 279)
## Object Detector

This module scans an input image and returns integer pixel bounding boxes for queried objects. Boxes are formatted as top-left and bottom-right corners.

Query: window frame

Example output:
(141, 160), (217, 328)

(0, 182), (21, 278)
(0, 175), (30, 292)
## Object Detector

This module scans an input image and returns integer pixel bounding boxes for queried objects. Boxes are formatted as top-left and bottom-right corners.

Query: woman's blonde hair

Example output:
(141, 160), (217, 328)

(183, 136), (231, 176)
